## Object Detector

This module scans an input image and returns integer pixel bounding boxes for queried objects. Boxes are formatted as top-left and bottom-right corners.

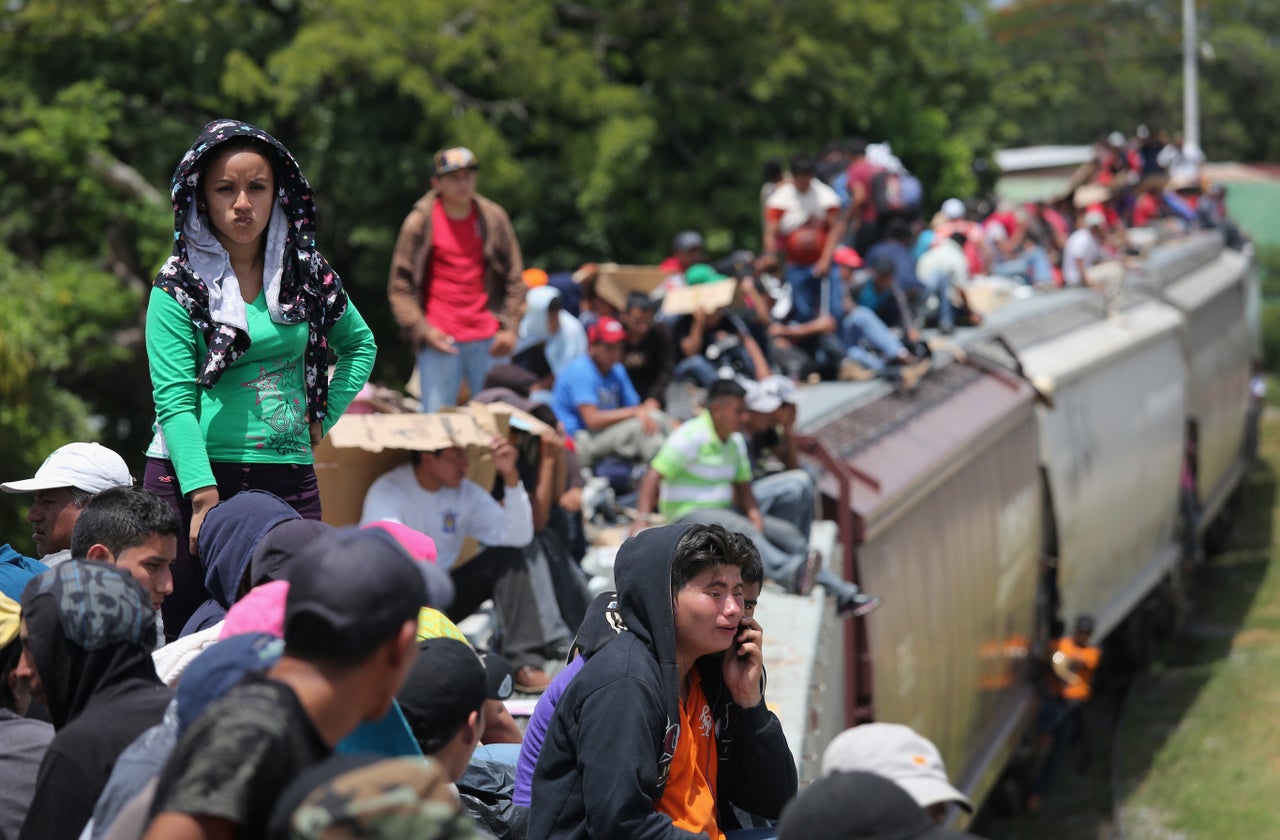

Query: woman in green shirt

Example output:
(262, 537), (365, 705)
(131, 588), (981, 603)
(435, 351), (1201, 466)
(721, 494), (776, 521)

(143, 120), (376, 636)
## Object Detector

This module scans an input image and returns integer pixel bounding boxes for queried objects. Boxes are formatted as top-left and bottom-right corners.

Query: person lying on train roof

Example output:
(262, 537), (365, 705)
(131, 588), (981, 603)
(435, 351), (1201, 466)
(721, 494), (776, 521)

(527, 522), (797, 840)
(633, 378), (882, 618)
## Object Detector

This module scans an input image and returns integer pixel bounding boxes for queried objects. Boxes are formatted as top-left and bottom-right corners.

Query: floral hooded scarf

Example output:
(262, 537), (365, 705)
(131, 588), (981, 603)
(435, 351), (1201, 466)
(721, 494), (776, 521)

(154, 119), (348, 423)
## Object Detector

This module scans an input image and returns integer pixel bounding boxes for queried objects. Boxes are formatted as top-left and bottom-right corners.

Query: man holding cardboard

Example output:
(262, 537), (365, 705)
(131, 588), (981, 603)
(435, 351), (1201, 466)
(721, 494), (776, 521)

(359, 434), (551, 692)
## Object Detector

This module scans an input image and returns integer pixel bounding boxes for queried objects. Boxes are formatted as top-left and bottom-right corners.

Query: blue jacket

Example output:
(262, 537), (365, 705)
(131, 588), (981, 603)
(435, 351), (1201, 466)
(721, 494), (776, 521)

(0, 544), (47, 601)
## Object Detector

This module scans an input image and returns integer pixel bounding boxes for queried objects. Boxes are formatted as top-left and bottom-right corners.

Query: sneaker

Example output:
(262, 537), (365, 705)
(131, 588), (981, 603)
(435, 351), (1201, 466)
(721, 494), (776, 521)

(838, 358), (876, 382)
(835, 589), (883, 618)
(790, 550), (821, 597)
(513, 665), (552, 694)
(898, 358), (931, 392)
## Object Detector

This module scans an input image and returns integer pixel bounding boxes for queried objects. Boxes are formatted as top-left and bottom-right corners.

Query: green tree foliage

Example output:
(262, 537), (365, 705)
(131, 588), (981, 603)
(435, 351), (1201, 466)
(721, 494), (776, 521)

(0, 0), (1005, 545)
(987, 0), (1280, 161)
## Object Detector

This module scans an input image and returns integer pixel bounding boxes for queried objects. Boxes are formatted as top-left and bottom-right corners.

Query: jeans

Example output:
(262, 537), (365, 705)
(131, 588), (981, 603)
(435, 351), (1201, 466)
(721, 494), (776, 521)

(840, 307), (905, 370)
(417, 336), (495, 413)
(993, 245), (1053, 286)
(919, 267), (955, 330)
(674, 354), (723, 387)
(752, 470), (816, 542)
(785, 262), (845, 323)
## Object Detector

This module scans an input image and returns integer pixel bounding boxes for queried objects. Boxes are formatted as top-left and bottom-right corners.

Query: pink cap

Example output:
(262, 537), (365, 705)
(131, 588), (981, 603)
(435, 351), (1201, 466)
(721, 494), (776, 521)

(220, 580), (289, 640)
(361, 520), (439, 563)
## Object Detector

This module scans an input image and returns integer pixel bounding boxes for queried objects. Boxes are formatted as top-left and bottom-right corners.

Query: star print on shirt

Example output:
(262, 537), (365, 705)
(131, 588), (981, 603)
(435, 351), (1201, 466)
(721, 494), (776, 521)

(242, 360), (296, 405)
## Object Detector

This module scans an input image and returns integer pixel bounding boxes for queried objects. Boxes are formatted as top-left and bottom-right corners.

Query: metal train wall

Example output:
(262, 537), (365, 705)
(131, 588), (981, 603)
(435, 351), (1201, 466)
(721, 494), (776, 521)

(786, 230), (1258, 817)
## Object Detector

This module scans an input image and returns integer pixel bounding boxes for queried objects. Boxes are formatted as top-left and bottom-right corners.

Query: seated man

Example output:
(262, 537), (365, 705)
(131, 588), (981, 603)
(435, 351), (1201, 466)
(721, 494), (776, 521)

(360, 436), (552, 693)
(69, 485), (179, 649)
(845, 254), (929, 388)
(620, 292), (676, 410)
(0, 594), (52, 840)
(550, 317), (671, 469)
(820, 723), (973, 824)
(398, 637), (505, 781)
(636, 379), (880, 616)
(17, 562), (172, 840)
(144, 528), (426, 839)
(672, 277), (771, 388)
(529, 523), (796, 840)
(1, 441), (133, 568)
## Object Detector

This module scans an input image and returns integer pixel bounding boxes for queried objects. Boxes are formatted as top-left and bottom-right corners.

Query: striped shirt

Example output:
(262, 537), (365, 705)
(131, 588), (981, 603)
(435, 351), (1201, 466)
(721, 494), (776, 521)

(652, 412), (752, 521)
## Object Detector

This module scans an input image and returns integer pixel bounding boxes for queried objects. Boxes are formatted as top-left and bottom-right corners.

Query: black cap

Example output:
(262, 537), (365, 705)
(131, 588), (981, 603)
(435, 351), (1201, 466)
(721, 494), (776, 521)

(398, 638), (488, 749)
(873, 253), (897, 277)
(480, 652), (514, 700)
(283, 528), (427, 658)
(778, 771), (980, 839)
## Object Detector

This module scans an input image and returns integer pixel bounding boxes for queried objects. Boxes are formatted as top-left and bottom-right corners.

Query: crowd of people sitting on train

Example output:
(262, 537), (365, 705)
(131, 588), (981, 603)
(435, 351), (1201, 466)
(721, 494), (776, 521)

(0, 118), (1224, 839)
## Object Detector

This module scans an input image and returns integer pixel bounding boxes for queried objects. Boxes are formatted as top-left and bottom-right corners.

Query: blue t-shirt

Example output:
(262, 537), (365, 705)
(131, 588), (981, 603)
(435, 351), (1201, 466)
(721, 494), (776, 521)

(551, 355), (641, 436)
(0, 544), (47, 601)
(865, 240), (920, 292)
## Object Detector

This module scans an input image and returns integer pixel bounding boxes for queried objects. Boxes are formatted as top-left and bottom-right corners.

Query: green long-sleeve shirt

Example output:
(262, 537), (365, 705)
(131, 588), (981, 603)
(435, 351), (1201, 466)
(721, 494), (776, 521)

(144, 286), (376, 493)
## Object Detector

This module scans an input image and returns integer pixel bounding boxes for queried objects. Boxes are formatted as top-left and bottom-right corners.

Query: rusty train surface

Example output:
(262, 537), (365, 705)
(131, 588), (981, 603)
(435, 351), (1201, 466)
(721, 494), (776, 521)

(778, 230), (1258, 820)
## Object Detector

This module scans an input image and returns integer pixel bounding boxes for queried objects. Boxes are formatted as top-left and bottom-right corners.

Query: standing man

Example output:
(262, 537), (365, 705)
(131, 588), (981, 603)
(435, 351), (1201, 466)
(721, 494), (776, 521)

(389, 147), (525, 412)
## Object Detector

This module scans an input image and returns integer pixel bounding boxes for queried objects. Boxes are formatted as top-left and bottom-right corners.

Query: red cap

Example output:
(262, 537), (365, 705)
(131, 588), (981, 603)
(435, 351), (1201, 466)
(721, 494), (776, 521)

(833, 245), (863, 269)
(587, 317), (627, 345)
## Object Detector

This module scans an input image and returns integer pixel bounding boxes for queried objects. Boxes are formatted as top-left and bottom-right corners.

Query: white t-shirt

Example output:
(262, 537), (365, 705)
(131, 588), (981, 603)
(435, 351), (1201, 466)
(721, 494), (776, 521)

(1061, 228), (1101, 286)
(359, 463), (533, 568)
(765, 180), (840, 235)
(916, 237), (970, 289)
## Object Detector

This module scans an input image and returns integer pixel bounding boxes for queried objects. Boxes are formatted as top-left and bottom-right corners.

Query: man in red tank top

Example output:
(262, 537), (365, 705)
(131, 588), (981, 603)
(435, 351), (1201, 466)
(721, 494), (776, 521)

(388, 147), (525, 412)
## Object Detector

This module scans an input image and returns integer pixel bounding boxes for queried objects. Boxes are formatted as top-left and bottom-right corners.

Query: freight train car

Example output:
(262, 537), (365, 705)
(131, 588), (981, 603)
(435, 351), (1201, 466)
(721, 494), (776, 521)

(771, 231), (1257, 820)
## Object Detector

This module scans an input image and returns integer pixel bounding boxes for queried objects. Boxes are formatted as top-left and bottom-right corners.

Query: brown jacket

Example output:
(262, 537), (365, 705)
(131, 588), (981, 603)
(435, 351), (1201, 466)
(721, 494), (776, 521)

(387, 190), (525, 348)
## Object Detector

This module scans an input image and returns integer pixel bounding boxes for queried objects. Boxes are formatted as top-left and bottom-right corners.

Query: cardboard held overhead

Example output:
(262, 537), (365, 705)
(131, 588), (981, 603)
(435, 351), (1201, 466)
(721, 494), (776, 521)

(660, 278), (738, 316)
(584, 264), (666, 310)
(313, 401), (555, 544)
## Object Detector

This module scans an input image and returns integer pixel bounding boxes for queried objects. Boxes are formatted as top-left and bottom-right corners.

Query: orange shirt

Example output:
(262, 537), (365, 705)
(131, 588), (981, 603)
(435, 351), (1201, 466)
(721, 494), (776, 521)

(657, 671), (723, 840)
(1055, 638), (1101, 701)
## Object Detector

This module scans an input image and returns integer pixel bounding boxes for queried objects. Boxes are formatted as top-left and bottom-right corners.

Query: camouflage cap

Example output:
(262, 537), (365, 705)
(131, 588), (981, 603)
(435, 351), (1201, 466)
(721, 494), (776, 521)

(288, 757), (488, 839)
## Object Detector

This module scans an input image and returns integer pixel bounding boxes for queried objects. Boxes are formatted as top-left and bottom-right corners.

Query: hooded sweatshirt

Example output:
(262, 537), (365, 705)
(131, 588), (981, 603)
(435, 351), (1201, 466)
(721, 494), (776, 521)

(146, 118), (376, 495)
(527, 524), (796, 840)
(515, 286), (588, 376)
(18, 562), (172, 840)
(180, 490), (302, 637)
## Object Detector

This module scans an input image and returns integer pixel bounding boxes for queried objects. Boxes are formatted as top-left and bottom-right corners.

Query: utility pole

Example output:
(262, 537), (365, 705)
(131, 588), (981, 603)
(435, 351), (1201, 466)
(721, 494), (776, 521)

(1183, 0), (1199, 150)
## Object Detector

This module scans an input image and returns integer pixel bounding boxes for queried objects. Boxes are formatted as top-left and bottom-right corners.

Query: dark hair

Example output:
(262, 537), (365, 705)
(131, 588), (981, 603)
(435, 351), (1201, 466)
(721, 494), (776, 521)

(949, 231), (968, 247)
(884, 219), (912, 243)
(790, 155), (816, 176)
(761, 157), (784, 183)
(626, 292), (657, 313)
(1074, 614), (1096, 637)
(845, 137), (868, 157)
(199, 135), (279, 185)
(284, 613), (407, 668)
(707, 378), (747, 404)
(728, 532), (764, 586)
(0, 638), (22, 712)
(671, 524), (752, 593)
(69, 486), (180, 560)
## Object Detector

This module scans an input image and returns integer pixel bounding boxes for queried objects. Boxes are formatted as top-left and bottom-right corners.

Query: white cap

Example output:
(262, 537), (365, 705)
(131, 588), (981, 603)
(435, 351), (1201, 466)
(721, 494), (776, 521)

(1, 442), (132, 495)
(1107, 130), (1126, 148)
(1084, 209), (1107, 228)
(940, 198), (965, 220)
(820, 723), (974, 813)
(741, 378), (781, 414)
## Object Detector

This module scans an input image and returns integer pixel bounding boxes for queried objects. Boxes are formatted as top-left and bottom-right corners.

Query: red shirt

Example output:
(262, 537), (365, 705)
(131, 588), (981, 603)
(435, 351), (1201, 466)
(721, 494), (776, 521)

(845, 159), (881, 223)
(1132, 193), (1160, 228)
(425, 200), (499, 342)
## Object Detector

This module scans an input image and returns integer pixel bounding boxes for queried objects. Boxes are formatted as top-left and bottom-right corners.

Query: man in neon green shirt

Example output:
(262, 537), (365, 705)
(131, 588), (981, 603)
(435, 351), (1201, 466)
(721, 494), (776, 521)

(634, 379), (881, 616)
